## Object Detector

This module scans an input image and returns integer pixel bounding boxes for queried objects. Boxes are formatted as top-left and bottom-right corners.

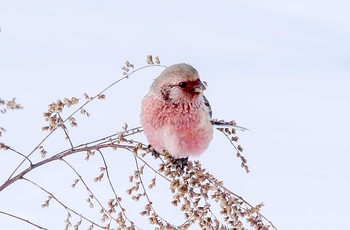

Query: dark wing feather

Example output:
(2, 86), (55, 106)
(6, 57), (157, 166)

(203, 95), (212, 118)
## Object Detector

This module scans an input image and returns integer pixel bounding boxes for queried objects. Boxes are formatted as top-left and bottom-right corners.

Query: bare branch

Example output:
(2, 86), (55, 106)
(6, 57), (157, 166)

(61, 159), (119, 223)
(0, 143), (138, 192)
(7, 64), (166, 181)
(132, 153), (172, 228)
(57, 112), (74, 149)
(0, 143), (33, 165)
(96, 150), (138, 228)
(0, 210), (47, 230)
(1, 58), (277, 229)
(22, 177), (104, 229)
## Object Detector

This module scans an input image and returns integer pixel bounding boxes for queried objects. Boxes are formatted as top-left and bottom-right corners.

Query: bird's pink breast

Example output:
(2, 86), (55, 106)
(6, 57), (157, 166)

(141, 95), (213, 158)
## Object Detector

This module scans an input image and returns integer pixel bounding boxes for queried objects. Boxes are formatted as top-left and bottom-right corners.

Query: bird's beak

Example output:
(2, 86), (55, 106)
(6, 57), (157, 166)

(193, 80), (206, 94)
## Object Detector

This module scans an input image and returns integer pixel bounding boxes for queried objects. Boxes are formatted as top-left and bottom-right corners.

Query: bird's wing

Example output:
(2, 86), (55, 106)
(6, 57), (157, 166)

(211, 120), (248, 131)
(203, 95), (212, 118)
(203, 95), (247, 131)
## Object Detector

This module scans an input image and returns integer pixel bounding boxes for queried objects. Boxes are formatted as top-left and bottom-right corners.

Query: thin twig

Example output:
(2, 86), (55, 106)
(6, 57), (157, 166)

(133, 153), (171, 227)
(0, 143), (138, 192)
(6, 146), (33, 165)
(57, 112), (74, 149)
(196, 166), (278, 230)
(7, 64), (166, 181)
(61, 159), (118, 223)
(75, 126), (143, 148)
(22, 177), (104, 228)
(217, 128), (250, 173)
(96, 150), (141, 229)
(136, 155), (171, 183)
(0, 210), (47, 230)
(1, 125), (146, 192)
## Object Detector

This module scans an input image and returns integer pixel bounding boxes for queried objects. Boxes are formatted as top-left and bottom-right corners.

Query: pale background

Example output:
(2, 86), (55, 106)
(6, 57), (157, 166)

(1, 1), (350, 229)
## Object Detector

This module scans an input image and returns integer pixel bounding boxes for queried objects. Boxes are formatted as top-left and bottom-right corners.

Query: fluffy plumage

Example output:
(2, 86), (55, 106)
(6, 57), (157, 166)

(140, 63), (213, 158)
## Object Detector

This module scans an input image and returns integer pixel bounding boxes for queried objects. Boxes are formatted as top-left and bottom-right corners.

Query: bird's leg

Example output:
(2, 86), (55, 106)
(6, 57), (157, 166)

(174, 157), (189, 170)
(148, 144), (160, 158)
(152, 149), (160, 158)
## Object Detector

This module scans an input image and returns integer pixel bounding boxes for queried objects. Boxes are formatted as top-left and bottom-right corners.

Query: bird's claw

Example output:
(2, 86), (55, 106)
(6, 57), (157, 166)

(173, 157), (188, 170)
(147, 145), (160, 158)
(152, 149), (160, 158)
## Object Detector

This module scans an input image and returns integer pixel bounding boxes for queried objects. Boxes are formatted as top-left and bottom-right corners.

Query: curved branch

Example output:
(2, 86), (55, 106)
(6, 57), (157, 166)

(22, 177), (104, 228)
(0, 210), (47, 230)
(0, 143), (137, 192)
(96, 150), (140, 229)
(11, 150), (33, 165)
(132, 153), (171, 227)
(61, 159), (119, 224)
(7, 64), (166, 181)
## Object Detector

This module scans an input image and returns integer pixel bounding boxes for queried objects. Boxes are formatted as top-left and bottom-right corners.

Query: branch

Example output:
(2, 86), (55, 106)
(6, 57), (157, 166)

(22, 177), (104, 229)
(96, 150), (140, 229)
(201, 168), (278, 230)
(0, 143), (33, 165)
(132, 153), (172, 228)
(1, 58), (277, 229)
(61, 159), (119, 224)
(7, 64), (166, 181)
(0, 143), (138, 192)
(0, 210), (47, 230)
(57, 112), (74, 149)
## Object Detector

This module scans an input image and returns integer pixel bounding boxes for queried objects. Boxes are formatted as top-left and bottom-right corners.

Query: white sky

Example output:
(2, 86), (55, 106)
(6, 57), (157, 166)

(1, 1), (350, 229)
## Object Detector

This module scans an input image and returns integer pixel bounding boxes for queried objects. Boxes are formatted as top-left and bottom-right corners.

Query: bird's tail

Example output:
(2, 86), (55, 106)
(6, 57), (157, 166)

(211, 119), (248, 131)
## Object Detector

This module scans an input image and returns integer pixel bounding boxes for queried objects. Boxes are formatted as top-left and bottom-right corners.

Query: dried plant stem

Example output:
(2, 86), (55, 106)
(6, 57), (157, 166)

(133, 154), (171, 227)
(57, 112), (74, 149)
(1, 58), (277, 229)
(61, 159), (119, 223)
(0, 210), (47, 230)
(78, 126), (143, 148)
(217, 128), (250, 173)
(1, 124), (146, 192)
(135, 155), (170, 183)
(22, 177), (104, 228)
(218, 185), (277, 230)
(178, 172), (220, 228)
(7, 64), (166, 181)
(0, 143), (136, 192)
(3, 145), (33, 165)
(194, 165), (278, 230)
(96, 150), (139, 229)
(1, 130), (277, 229)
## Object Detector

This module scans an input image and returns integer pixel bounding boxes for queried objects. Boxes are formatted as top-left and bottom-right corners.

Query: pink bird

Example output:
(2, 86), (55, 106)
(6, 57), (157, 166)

(141, 63), (213, 168)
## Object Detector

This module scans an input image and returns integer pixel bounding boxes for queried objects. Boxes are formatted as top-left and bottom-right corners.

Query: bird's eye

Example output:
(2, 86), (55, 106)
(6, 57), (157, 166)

(178, 82), (187, 88)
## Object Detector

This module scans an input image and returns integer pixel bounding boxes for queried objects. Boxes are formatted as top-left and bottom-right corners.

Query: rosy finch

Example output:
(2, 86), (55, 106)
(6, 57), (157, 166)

(141, 63), (213, 167)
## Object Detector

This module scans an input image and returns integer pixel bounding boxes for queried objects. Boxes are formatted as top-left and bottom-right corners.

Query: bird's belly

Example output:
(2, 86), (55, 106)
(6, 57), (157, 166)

(157, 115), (213, 158)
(141, 96), (213, 158)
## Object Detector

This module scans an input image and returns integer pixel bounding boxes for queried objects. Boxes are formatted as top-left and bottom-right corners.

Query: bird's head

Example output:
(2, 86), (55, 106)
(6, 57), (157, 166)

(151, 63), (206, 102)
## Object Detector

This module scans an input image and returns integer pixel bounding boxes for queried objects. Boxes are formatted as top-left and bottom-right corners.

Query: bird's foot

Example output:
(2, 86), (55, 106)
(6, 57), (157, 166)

(152, 149), (160, 158)
(173, 157), (188, 170)
(148, 145), (160, 158)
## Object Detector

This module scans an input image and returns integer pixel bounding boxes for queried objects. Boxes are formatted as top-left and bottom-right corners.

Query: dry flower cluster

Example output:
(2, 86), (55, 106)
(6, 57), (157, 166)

(0, 97), (23, 137)
(0, 56), (277, 230)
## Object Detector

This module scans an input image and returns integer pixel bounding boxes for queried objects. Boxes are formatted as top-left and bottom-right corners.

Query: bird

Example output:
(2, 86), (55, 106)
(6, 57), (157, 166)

(140, 63), (213, 169)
